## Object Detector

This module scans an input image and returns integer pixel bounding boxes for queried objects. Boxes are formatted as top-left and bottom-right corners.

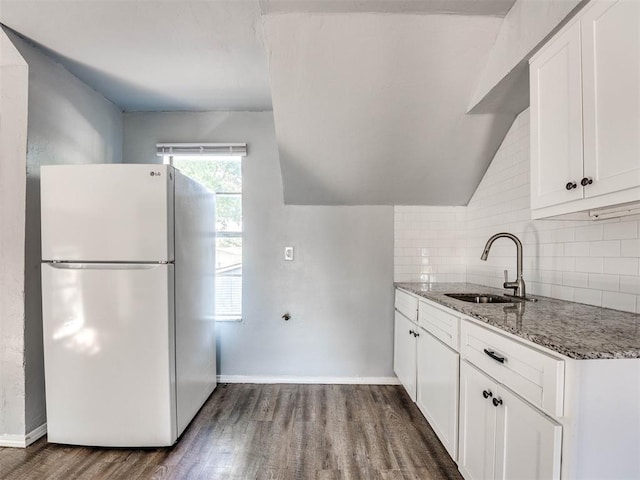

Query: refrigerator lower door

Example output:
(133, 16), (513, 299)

(42, 262), (177, 447)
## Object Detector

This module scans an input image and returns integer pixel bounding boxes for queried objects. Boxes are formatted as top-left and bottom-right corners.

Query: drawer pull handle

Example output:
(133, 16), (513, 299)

(482, 390), (492, 399)
(484, 348), (505, 364)
(492, 397), (503, 407)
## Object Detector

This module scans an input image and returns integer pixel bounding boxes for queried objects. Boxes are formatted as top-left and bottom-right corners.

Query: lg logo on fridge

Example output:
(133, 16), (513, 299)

(150, 171), (162, 177)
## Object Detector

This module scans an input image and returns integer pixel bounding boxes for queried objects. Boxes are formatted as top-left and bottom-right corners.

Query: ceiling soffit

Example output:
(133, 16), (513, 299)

(264, 12), (515, 205)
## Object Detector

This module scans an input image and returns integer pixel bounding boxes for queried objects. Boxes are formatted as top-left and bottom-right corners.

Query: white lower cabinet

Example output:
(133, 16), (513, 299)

(416, 329), (459, 460)
(394, 292), (461, 459)
(394, 310), (417, 401)
(458, 360), (497, 479)
(395, 288), (640, 479)
(495, 383), (562, 480)
(458, 361), (562, 480)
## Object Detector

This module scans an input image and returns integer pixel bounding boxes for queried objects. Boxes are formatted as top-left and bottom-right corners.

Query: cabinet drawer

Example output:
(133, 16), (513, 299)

(460, 320), (564, 417)
(418, 300), (459, 351)
(395, 288), (418, 322)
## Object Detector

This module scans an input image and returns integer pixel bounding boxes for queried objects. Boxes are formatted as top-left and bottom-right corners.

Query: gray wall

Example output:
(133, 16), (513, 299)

(123, 111), (395, 379)
(0, 28), (29, 441)
(2, 29), (123, 436)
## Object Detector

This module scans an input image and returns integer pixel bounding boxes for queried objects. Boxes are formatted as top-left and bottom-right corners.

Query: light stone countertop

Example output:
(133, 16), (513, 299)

(395, 282), (640, 360)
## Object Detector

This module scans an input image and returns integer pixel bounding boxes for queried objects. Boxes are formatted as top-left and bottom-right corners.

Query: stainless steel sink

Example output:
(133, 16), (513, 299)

(444, 293), (514, 304)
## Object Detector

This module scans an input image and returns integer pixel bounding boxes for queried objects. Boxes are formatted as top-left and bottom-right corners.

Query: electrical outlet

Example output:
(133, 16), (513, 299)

(284, 246), (294, 261)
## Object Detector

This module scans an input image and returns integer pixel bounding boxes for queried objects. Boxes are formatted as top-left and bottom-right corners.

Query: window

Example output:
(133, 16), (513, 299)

(158, 144), (245, 322)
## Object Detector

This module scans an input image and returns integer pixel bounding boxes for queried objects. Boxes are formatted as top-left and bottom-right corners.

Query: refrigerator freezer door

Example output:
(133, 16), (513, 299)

(42, 262), (177, 447)
(41, 164), (174, 262)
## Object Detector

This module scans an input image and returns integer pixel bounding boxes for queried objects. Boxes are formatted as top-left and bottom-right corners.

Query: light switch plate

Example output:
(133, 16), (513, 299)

(284, 246), (294, 261)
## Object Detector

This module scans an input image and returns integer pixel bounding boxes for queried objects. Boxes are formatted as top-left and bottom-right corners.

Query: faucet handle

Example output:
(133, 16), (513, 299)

(503, 269), (519, 293)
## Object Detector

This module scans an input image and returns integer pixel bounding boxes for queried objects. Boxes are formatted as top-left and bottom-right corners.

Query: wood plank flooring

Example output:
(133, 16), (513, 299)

(0, 384), (462, 480)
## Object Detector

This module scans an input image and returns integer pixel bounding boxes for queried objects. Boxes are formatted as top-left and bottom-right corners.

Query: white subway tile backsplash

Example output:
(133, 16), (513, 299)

(589, 240), (621, 257)
(535, 230), (556, 244)
(575, 257), (604, 273)
(574, 224), (604, 242)
(563, 272), (589, 288)
(402, 248), (419, 257)
(587, 273), (619, 292)
(565, 242), (590, 257)
(394, 109), (640, 314)
(551, 285), (574, 301)
(553, 228), (576, 243)
(529, 282), (552, 297)
(540, 243), (565, 257)
(620, 276), (640, 295)
(603, 258), (639, 276)
(573, 288), (603, 307)
(602, 291), (637, 312)
(621, 239), (640, 257)
(394, 205), (466, 283)
(603, 221), (638, 240)
(538, 256), (575, 272)
(539, 270), (563, 285)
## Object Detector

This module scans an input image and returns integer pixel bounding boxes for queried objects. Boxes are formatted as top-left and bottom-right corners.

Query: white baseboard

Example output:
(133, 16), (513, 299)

(217, 375), (400, 385)
(0, 423), (47, 448)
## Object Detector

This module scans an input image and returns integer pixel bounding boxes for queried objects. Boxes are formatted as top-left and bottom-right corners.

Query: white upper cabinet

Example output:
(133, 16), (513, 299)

(581, 0), (640, 198)
(530, 21), (584, 210)
(530, 0), (640, 218)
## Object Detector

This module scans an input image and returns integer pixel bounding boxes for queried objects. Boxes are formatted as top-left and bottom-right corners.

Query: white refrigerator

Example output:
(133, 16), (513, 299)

(40, 164), (217, 447)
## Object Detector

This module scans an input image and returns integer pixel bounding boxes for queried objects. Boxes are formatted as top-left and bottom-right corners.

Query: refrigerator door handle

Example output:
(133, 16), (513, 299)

(44, 263), (165, 270)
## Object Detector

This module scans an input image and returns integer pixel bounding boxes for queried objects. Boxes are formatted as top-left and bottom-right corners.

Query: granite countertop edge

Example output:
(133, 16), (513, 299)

(395, 282), (640, 361)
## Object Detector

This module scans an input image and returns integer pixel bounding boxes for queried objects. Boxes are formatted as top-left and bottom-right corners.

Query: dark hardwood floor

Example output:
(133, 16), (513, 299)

(0, 384), (462, 480)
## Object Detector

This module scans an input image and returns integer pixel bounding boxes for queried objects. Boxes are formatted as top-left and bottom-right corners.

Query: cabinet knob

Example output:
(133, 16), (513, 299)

(566, 181), (577, 190)
(581, 177), (593, 186)
(492, 397), (503, 407)
(482, 390), (493, 399)
(409, 329), (414, 336)
(414, 331), (419, 337)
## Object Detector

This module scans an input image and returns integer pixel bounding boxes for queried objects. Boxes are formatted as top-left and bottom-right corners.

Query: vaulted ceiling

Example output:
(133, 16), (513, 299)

(0, 0), (272, 111)
(0, 0), (519, 205)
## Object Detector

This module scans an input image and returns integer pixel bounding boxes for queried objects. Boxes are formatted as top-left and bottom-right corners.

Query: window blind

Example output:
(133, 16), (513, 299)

(156, 143), (247, 157)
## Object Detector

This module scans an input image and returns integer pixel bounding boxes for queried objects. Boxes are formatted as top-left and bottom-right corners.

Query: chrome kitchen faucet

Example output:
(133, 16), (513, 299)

(481, 232), (535, 301)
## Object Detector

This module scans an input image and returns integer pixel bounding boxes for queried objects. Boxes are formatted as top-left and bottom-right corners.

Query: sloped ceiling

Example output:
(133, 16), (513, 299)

(0, 0), (272, 111)
(0, 0), (518, 206)
(264, 13), (515, 204)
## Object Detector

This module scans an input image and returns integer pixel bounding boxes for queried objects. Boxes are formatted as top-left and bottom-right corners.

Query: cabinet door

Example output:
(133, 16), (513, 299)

(582, 0), (640, 198)
(458, 362), (497, 480)
(494, 386), (562, 480)
(394, 311), (417, 401)
(416, 329), (459, 460)
(530, 20), (584, 209)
